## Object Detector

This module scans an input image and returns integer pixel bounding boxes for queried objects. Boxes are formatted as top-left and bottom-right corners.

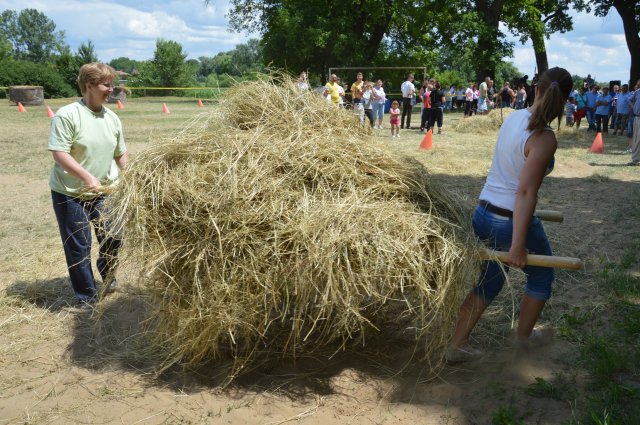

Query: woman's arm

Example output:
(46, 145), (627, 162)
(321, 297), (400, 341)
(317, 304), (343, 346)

(509, 130), (557, 268)
(115, 152), (129, 170)
(51, 151), (100, 190)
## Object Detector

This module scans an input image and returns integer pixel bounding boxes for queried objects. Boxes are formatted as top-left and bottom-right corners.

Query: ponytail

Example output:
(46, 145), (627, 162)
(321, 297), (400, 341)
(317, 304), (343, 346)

(527, 67), (573, 132)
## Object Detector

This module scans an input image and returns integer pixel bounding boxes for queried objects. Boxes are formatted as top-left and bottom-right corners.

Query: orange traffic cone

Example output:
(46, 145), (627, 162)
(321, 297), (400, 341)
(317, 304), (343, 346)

(46, 105), (55, 118)
(162, 103), (170, 114)
(197, 99), (203, 107)
(418, 129), (433, 150)
(117, 100), (124, 109)
(589, 132), (604, 153)
(17, 102), (26, 113)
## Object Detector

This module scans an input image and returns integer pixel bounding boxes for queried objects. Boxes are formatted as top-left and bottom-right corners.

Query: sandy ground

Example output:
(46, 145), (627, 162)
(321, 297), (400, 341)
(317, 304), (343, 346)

(1, 104), (638, 424)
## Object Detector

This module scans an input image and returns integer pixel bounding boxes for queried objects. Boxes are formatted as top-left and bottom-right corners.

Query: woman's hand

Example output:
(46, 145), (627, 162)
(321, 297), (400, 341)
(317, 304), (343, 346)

(507, 245), (528, 268)
(82, 175), (101, 192)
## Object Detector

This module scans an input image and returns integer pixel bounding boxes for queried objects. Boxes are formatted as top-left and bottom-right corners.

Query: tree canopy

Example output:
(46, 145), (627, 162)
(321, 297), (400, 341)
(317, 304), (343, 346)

(0, 8), (67, 63)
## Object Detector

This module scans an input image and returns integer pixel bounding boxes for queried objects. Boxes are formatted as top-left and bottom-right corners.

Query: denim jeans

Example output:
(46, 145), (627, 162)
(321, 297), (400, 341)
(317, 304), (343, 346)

(471, 205), (554, 303)
(372, 103), (385, 122)
(585, 108), (597, 130)
(51, 191), (122, 301)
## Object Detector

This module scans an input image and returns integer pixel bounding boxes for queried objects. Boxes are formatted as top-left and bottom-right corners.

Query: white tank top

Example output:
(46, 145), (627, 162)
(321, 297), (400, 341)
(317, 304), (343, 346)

(479, 109), (533, 211)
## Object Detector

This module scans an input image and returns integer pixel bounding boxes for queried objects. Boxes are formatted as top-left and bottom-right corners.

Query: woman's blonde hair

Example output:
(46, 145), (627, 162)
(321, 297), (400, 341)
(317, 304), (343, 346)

(77, 62), (118, 95)
(528, 67), (572, 132)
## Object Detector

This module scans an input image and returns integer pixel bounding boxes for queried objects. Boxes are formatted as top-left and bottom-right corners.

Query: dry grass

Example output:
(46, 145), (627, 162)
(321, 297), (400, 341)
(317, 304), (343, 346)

(105, 74), (481, 381)
(1, 83), (638, 423)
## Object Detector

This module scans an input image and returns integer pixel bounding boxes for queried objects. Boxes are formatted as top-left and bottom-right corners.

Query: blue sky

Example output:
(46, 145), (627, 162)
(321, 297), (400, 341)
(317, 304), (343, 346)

(0, 0), (631, 83)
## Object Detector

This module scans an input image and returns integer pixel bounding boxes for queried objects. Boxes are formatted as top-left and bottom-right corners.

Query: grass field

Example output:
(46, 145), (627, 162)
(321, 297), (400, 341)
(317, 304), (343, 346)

(0, 97), (639, 424)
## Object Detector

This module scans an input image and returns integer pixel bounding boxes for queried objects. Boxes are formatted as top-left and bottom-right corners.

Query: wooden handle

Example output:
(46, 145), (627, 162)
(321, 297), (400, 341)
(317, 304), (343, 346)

(480, 248), (583, 270)
(535, 210), (564, 223)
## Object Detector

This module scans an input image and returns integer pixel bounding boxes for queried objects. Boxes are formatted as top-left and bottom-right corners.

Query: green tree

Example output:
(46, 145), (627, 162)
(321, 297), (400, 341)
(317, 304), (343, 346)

(227, 0), (400, 80)
(134, 39), (192, 87)
(0, 8), (67, 63)
(76, 40), (98, 64)
(109, 56), (143, 74)
(574, 0), (640, 84)
(503, 0), (573, 74)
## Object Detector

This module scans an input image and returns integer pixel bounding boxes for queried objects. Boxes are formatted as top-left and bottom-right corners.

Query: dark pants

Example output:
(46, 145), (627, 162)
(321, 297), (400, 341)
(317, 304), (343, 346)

(428, 107), (443, 130)
(364, 109), (374, 127)
(51, 191), (121, 301)
(464, 100), (473, 116)
(596, 114), (609, 133)
(401, 97), (413, 128)
(421, 108), (432, 130)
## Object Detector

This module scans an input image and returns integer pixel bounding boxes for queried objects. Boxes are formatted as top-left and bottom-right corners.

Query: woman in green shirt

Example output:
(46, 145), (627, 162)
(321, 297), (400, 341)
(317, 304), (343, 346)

(48, 63), (128, 306)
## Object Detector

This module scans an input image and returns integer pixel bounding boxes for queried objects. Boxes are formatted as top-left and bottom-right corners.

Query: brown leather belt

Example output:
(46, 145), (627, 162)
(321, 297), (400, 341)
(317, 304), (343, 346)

(479, 200), (513, 218)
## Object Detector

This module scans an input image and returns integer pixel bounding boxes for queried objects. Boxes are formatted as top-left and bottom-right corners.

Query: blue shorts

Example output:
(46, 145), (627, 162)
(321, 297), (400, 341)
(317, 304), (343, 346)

(472, 205), (554, 303)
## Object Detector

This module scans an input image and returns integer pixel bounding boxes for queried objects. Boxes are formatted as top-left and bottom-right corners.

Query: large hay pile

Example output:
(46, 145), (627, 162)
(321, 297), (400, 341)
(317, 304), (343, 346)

(107, 75), (479, 379)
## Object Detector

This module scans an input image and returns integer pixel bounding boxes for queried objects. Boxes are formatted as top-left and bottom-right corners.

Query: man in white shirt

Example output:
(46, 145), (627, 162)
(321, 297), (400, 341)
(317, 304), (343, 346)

(401, 74), (416, 129)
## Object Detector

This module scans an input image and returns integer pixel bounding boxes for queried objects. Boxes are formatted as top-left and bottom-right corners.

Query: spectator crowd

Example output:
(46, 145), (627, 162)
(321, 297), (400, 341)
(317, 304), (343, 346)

(297, 71), (640, 165)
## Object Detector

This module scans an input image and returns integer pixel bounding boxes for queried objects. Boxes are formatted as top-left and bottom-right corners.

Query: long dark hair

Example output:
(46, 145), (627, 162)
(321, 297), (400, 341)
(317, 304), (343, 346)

(528, 67), (573, 132)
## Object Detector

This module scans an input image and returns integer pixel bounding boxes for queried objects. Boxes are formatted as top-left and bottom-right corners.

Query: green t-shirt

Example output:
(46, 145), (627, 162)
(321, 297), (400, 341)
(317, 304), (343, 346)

(48, 100), (126, 198)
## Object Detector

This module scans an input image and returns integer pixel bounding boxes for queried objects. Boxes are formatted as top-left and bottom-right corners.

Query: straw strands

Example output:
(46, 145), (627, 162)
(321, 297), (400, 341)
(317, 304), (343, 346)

(106, 74), (479, 380)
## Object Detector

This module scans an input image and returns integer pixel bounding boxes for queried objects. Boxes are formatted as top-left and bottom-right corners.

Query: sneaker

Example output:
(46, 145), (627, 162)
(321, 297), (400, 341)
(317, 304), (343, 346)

(626, 161), (640, 166)
(445, 345), (483, 363)
(623, 148), (632, 154)
(516, 326), (554, 349)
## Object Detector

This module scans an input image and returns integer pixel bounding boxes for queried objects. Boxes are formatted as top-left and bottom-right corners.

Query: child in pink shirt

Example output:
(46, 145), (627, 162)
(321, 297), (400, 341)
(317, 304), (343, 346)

(390, 100), (400, 138)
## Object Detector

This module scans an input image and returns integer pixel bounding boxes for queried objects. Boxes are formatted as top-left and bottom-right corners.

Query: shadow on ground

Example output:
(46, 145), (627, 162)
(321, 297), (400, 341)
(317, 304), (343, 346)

(8, 171), (639, 423)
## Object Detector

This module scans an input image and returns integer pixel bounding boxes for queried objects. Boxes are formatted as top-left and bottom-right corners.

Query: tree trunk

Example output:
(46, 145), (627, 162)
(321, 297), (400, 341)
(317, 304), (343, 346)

(364, 0), (395, 62)
(474, 0), (504, 82)
(613, 0), (640, 84)
(531, 32), (548, 75)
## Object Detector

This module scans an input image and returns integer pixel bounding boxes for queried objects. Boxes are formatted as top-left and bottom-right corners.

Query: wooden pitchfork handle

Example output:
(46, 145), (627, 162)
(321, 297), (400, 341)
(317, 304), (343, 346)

(534, 210), (563, 223)
(480, 248), (583, 270)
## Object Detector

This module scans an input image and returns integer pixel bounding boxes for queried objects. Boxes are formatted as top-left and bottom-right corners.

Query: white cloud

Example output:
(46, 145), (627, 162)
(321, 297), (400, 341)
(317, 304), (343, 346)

(0, 0), (250, 61)
(506, 9), (630, 83)
(0, 0), (631, 82)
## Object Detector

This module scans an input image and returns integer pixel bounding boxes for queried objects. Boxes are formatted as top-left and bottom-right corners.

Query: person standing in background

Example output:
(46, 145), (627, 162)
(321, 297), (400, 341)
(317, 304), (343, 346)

(595, 87), (612, 133)
(574, 86), (588, 129)
(372, 79), (387, 129)
(613, 84), (631, 137)
(585, 85), (599, 131)
(478, 76), (490, 115)
(627, 79), (640, 166)
(351, 72), (365, 124)
(296, 72), (309, 91)
(427, 81), (446, 134)
(400, 74), (416, 129)
(324, 74), (341, 106)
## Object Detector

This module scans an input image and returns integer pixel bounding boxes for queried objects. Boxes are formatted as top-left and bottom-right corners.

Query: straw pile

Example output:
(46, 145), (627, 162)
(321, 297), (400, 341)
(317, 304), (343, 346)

(454, 108), (514, 133)
(106, 75), (479, 379)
